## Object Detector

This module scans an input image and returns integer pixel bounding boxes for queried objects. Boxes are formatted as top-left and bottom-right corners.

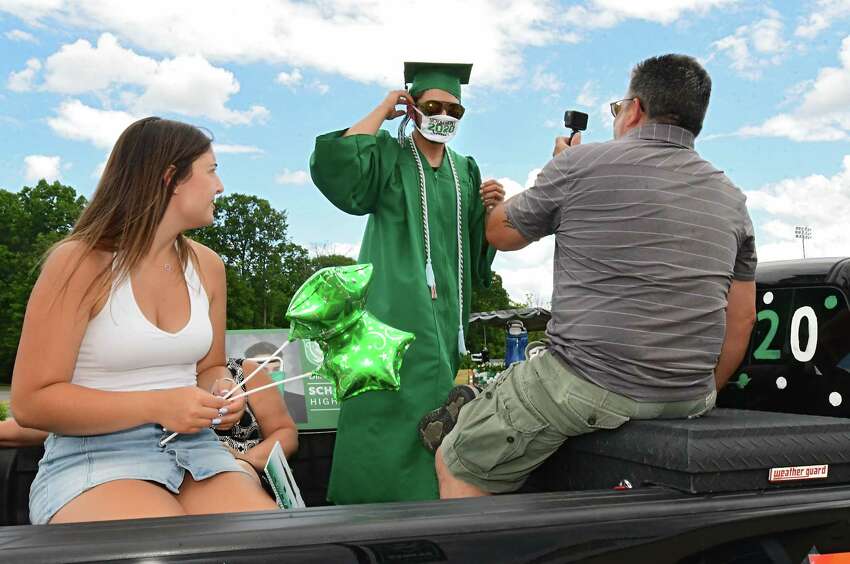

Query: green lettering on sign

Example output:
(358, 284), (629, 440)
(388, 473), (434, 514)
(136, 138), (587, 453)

(753, 309), (781, 360)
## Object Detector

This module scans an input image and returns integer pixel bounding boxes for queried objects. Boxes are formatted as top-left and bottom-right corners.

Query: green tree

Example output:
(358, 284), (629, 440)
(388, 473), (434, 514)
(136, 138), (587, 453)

(190, 194), (311, 328)
(0, 181), (87, 383)
(308, 253), (357, 272)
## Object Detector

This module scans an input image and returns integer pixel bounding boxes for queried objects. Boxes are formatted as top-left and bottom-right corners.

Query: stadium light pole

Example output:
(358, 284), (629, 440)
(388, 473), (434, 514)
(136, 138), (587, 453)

(794, 225), (812, 259)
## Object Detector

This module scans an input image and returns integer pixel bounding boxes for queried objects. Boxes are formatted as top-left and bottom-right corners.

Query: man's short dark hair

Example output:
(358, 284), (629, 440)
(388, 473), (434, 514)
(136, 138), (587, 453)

(628, 54), (711, 137)
(245, 341), (279, 358)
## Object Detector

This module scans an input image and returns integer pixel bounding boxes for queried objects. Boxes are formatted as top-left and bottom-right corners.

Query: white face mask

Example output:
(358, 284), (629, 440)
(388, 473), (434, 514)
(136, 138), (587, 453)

(413, 105), (459, 144)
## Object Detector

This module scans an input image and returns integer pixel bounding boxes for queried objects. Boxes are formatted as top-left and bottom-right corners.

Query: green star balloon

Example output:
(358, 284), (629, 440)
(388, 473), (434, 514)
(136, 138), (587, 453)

(286, 264), (415, 401)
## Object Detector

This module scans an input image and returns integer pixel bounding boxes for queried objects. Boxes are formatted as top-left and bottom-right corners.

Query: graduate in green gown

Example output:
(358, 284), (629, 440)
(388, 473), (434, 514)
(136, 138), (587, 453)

(309, 62), (504, 504)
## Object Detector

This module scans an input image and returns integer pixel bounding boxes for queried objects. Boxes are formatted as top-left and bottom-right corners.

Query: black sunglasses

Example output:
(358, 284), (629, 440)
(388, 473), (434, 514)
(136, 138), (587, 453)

(417, 100), (466, 120)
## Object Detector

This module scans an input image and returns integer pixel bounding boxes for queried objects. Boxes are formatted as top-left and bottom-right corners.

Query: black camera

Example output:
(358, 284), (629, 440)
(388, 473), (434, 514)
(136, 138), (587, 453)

(563, 110), (588, 144)
(564, 110), (588, 135)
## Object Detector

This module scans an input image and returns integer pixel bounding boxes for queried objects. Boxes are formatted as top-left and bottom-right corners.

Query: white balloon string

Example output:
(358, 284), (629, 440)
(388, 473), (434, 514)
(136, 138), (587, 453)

(226, 372), (312, 402)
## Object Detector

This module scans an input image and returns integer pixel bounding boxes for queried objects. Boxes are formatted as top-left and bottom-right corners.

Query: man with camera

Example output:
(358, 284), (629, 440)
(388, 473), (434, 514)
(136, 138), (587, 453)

(432, 54), (758, 498)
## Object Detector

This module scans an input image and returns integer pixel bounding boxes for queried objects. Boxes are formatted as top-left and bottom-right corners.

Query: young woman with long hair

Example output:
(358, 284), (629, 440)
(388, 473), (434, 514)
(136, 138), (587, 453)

(11, 117), (279, 524)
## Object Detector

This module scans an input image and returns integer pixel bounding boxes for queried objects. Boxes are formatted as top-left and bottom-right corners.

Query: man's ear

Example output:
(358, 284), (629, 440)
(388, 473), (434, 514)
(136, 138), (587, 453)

(626, 97), (645, 128)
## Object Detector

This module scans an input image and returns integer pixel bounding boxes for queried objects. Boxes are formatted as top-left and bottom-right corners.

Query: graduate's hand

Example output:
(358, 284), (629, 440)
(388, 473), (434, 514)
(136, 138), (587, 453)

(480, 179), (506, 211)
(553, 132), (581, 157)
(380, 90), (415, 121)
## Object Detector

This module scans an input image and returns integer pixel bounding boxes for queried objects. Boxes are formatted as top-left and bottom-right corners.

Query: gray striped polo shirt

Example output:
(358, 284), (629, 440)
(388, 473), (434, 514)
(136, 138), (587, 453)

(505, 123), (757, 402)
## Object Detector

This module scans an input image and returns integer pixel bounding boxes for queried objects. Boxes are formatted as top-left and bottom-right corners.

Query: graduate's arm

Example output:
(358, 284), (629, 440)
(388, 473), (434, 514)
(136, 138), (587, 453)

(344, 90), (414, 137)
(467, 157), (498, 287)
(310, 93), (407, 216)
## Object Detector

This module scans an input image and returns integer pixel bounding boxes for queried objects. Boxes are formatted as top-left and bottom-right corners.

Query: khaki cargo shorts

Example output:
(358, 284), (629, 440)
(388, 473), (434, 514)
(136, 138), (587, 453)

(440, 350), (716, 493)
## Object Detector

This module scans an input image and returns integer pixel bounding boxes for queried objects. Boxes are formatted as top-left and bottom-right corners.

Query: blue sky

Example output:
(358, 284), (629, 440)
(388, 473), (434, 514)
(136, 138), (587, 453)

(1, 0), (848, 303)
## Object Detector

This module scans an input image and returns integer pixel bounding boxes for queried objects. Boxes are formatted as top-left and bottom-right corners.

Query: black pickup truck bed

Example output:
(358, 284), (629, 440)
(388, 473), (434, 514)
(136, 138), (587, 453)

(2, 481), (850, 563)
(4, 408), (850, 563)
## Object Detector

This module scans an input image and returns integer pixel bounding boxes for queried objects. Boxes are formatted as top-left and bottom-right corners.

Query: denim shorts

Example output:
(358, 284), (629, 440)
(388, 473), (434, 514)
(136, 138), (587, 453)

(30, 424), (246, 524)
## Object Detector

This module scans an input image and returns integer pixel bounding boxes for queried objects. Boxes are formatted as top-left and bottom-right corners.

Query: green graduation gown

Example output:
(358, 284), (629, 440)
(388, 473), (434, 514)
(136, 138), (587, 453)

(309, 129), (495, 503)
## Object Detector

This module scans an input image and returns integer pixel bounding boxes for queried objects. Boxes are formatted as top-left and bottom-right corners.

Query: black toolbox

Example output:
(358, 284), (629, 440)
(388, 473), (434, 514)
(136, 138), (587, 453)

(560, 408), (850, 494)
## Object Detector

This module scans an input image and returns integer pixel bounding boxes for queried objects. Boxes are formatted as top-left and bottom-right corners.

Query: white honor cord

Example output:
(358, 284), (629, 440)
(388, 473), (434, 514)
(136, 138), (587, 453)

(158, 341), (291, 447)
(408, 136), (467, 355)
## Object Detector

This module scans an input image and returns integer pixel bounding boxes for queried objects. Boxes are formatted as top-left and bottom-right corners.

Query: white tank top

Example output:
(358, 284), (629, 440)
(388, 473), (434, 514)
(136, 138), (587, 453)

(71, 258), (214, 392)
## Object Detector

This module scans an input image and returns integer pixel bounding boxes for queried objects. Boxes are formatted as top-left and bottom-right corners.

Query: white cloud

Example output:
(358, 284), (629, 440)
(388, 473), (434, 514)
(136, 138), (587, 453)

(214, 143), (263, 155)
(796, 0), (850, 38)
(0, 0), (739, 93)
(36, 33), (268, 125)
(277, 69), (329, 95)
(133, 55), (269, 124)
(42, 33), (157, 93)
(47, 99), (138, 149)
(275, 168), (310, 185)
(0, 0), (64, 26)
(576, 82), (618, 132)
(710, 11), (789, 79)
(738, 35), (850, 141)
(5, 29), (37, 42)
(0, 1), (558, 91)
(24, 154), (61, 183)
(91, 159), (107, 179)
(311, 80), (330, 95)
(531, 66), (563, 92)
(276, 69), (303, 89)
(495, 237), (556, 307)
(9, 33), (269, 151)
(562, 0), (737, 30)
(576, 80), (598, 107)
(7, 58), (41, 92)
(598, 94), (619, 130)
(738, 114), (848, 142)
(745, 155), (850, 261)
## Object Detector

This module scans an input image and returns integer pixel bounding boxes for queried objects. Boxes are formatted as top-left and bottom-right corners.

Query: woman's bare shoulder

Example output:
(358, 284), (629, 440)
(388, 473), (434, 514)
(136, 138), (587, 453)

(186, 239), (225, 299)
(41, 241), (112, 286)
(187, 239), (224, 272)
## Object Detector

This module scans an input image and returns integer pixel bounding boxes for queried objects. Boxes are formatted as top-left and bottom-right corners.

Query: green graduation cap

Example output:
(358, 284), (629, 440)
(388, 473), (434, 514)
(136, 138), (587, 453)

(404, 62), (473, 102)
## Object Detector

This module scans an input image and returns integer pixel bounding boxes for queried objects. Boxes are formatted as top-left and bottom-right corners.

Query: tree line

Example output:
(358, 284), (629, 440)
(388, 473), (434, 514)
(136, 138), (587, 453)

(0, 180), (514, 383)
